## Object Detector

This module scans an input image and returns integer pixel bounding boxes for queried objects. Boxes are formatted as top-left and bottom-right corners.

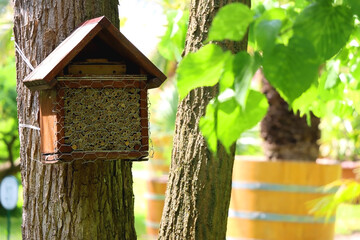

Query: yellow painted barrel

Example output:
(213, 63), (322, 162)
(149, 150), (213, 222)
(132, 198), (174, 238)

(227, 156), (341, 240)
(145, 175), (168, 237)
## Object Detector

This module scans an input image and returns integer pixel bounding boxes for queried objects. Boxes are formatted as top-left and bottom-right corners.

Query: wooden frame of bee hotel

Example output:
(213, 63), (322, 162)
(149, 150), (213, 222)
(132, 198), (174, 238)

(23, 16), (167, 163)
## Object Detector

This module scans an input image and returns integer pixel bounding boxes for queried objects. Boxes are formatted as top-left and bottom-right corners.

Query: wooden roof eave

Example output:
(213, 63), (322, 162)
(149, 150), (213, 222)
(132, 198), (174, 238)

(23, 17), (109, 90)
(23, 16), (167, 91)
(99, 23), (167, 89)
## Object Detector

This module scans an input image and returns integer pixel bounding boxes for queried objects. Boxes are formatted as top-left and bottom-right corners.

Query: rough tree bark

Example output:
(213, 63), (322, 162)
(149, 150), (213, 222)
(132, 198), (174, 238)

(14, 1), (136, 239)
(260, 78), (320, 161)
(159, 0), (249, 239)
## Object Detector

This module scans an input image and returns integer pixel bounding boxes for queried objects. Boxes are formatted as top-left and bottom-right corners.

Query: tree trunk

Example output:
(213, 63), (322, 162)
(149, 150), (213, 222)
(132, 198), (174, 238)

(159, 0), (249, 239)
(260, 78), (320, 161)
(14, 1), (136, 239)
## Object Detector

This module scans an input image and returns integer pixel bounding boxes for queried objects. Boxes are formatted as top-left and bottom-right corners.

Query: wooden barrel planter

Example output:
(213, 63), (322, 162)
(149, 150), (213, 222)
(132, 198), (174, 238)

(145, 175), (168, 237)
(227, 156), (341, 240)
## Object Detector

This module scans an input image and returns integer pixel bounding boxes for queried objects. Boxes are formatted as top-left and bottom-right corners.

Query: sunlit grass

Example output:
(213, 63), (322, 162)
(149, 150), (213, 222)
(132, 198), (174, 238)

(0, 216), (22, 240)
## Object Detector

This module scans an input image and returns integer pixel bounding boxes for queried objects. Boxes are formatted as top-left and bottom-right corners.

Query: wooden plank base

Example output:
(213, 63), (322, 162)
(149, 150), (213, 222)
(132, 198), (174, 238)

(41, 151), (148, 163)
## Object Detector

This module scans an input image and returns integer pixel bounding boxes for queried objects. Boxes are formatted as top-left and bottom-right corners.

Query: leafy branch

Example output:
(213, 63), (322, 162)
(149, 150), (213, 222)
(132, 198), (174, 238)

(175, 1), (358, 153)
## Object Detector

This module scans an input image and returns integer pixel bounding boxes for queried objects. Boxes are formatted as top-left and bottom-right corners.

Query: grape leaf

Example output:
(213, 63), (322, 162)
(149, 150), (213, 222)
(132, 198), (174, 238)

(207, 3), (254, 42)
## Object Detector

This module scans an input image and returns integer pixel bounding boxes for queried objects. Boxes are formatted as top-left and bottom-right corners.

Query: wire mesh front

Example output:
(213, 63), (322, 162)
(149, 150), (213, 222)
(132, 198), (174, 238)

(40, 75), (149, 163)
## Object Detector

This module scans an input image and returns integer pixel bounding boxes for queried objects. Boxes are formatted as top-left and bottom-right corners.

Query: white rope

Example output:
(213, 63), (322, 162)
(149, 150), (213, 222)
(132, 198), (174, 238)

(19, 123), (40, 131)
(12, 39), (35, 71)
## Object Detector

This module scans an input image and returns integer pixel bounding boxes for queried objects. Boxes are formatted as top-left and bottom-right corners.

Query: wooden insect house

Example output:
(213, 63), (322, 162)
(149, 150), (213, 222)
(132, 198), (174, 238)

(23, 16), (167, 163)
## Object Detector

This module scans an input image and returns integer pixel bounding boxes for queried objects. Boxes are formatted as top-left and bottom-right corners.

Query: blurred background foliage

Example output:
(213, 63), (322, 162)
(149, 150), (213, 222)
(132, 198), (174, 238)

(248, 0), (360, 162)
(0, 0), (18, 167)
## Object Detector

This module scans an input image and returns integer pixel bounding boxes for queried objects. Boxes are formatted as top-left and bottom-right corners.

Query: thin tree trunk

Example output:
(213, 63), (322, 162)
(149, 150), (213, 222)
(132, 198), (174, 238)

(260, 78), (320, 161)
(14, 1), (136, 239)
(159, 0), (249, 239)
(3, 135), (16, 167)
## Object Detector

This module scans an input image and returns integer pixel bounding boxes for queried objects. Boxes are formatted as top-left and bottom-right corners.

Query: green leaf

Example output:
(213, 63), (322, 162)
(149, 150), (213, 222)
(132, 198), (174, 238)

(351, 60), (360, 80)
(293, 2), (354, 60)
(199, 101), (218, 153)
(263, 37), (320, 103)
(295, 0), (310, 9)
(219, 52), (260, 107)
(233, 52), (261, 107)
(216, 96), (242, 151)
(157, 10), (189, 62)
(316, 0), (333, 5)
(346, 0), (360, 16)
(158, 10), (189, 62)
(254, 8), (292, 48)
(317, 69), (344, 102)
(219, 55), (236, 92)
(177, 44), (231, 100)
(324, 60), (340, 89)
(255, 19), (282, 52)
(292, 62), (344, 119)
(292, 84), (324, 118)
(217, 90), (268, 151)
(240, 90), (269, 132)
(257, 8), (287, 23)
(332, 101), (354, 118)
(0, 60), (17, 120)
(347, 90), (360, 114)
(309, 180), (360, 219)
(207, 3), (254, 42)
(200, 90), (268, 153)
(248, 4), (266, 47)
